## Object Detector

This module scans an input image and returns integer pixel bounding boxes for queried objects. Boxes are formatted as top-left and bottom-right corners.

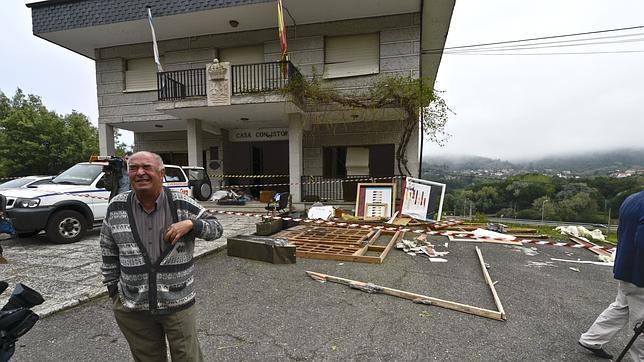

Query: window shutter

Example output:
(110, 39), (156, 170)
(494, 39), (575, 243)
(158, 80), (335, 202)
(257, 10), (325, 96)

(219, 45), (264, 65)
(125, 58), (158, 91)
(324, 33), (379, 79)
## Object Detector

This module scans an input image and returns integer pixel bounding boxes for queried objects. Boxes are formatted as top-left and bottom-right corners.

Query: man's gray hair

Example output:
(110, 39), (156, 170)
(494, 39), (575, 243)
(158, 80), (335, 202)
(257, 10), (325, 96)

(128, 151), (165, 171)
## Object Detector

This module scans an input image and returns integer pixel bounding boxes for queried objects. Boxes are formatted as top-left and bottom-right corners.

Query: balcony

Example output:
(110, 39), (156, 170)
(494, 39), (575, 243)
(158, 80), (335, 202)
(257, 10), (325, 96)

(157, 68), (207, 101)
(156, 61), (301, 101)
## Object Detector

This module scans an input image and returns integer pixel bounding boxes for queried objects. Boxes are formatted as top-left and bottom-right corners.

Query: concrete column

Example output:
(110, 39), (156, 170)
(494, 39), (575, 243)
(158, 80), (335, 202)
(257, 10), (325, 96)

(186, 119), (203, 166)
(98, 123), (115, 156)
(405, 121), (420, 177)
(288, 113), (303, 203)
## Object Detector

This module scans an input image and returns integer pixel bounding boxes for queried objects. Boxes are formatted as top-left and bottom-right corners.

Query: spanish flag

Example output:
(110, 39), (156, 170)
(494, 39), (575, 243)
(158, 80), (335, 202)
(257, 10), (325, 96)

(277, 0), (288, 76)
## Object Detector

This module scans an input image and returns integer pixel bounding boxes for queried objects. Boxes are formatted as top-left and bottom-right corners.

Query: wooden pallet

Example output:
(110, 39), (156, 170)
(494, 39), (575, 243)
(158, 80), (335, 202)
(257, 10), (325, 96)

(273, 225), (402, 264)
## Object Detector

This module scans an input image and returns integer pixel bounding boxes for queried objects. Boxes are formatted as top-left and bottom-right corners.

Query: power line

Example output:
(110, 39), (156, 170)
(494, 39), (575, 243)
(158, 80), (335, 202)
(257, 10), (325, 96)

(445, 38), (644, 54)
(442, 49), (644, 56)
(421, 25), (644, 54)
(445, 35), (644, 54)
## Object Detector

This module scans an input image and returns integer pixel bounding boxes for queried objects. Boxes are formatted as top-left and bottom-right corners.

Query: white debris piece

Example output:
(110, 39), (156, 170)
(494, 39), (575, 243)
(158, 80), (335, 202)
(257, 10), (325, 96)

(551, 258), (613, 267)
(512, 245), (539, 256)
(555, 225), (606, 242)
(307, 205), (335, 220)
(428, 258), (448, 263)
(472, 228), (516, 241)
(526, 261), (555, 268)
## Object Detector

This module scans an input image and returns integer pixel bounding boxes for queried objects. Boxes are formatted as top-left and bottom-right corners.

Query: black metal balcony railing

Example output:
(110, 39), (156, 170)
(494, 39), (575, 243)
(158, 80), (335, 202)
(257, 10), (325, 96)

(231, 61), (301, 95)
(300, 175), (403, 202)
(156, 62), (301, 101)
(157, 68), (206, 101)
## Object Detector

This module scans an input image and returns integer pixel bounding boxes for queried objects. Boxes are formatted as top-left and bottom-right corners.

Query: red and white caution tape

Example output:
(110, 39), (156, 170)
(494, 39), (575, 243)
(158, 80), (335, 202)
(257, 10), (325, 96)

(207, 209), (617, 253)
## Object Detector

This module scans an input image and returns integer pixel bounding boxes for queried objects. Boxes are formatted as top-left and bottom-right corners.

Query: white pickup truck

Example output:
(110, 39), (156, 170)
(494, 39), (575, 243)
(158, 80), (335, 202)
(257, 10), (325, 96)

(2, 161), (192, 243)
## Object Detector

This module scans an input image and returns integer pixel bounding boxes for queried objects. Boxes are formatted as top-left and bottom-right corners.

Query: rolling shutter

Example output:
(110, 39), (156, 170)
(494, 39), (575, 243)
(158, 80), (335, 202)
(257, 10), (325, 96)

(324, 33), (379, 79)
(219, 45), (264, 65)
(125, 58), (158, 92)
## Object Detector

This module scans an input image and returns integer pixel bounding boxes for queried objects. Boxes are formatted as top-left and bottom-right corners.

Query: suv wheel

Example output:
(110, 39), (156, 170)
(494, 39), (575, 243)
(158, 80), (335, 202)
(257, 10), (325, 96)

(46, 210), (86, 244)
(193, 180), (212, 201)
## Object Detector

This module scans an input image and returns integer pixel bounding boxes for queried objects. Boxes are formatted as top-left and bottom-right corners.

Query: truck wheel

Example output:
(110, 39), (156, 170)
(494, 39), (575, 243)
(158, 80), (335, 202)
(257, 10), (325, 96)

(193, 180), (212, 201)
(46, 210), (86, 244)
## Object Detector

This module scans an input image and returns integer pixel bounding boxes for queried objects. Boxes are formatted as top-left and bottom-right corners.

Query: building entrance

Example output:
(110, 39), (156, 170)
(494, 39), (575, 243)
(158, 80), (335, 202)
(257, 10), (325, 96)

(224, 140), (289, 197)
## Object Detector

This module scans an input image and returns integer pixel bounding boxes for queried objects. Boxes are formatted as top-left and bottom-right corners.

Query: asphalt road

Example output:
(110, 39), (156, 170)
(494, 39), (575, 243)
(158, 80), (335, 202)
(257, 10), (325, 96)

(9, 235), (632, 361)
(473, 217), (618, 233)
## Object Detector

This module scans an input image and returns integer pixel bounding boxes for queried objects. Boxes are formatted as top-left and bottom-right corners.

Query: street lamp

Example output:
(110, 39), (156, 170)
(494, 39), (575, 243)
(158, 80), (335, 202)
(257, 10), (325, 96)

(541, 199), (549, 224)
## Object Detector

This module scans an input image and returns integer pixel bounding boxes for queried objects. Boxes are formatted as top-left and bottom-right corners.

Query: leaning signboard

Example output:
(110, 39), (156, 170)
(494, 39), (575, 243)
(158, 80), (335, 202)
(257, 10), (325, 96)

(400, 177), (446, 221)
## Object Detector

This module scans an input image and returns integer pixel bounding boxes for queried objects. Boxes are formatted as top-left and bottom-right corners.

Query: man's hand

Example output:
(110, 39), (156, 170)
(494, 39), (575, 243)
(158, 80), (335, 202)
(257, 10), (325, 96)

(164, 220), (194, 245)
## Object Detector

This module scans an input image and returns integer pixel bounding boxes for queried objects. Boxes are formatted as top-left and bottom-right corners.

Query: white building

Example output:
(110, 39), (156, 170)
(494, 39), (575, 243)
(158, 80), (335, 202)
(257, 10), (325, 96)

(28, 0), (455, 202)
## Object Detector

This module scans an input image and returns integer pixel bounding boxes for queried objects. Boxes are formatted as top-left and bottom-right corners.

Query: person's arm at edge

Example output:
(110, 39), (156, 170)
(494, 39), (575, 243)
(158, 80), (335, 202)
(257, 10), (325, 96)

(100, 216), (120, 297)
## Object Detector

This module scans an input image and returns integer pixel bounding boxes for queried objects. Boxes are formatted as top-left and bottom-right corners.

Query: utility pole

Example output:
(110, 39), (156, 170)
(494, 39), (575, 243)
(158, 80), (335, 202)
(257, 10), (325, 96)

(469, 201), (473, 221)
(463, 199), (466, 217)
(541, 199), (549, 225)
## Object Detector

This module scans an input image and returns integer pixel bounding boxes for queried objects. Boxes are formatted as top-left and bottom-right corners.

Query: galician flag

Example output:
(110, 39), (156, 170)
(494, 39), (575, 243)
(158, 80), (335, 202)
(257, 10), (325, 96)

(147, 6), (163, 72)
(277, 0), (288, 75)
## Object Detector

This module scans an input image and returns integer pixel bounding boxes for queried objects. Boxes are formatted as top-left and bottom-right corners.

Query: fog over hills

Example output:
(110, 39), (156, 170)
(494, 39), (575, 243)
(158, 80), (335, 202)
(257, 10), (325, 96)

(424, 148), (644, 173)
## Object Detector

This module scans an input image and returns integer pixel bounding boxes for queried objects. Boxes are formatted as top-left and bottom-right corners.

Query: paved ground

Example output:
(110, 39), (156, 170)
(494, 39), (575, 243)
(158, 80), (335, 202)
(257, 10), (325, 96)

(2, 222), (634, 361)
(0, 214), (257, 316)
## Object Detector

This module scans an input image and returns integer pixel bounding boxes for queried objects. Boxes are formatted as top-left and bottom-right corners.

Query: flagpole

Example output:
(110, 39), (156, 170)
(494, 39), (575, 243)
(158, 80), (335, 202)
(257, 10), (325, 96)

(146, 6), (163, 72)
(277, 0), (288, 76)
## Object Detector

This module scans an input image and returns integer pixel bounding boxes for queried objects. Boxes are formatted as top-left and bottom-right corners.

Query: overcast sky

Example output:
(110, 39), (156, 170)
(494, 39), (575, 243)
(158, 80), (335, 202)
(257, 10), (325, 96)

(1, 1), (643, 161)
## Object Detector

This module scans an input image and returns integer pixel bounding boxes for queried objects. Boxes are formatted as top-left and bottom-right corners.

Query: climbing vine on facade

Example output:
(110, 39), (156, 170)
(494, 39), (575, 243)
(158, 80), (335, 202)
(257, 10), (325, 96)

(284, 74), (450, 176)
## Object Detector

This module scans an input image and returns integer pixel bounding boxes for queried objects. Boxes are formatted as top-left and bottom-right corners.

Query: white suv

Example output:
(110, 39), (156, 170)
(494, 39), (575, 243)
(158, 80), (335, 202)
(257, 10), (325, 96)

(2, 161), (190, 243)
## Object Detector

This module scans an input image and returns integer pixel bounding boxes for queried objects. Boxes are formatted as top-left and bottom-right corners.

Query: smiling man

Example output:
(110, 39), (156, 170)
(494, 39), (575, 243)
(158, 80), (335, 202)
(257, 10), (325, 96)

(100, 151), (223, 361)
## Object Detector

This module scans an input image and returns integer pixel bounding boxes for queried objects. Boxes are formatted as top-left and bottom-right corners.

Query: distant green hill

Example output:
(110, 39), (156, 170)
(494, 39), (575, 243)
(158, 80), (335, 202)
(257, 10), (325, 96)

(424, 148), (644, 174)
(524, 148), (644, 174)
(424, 154), (516, 171)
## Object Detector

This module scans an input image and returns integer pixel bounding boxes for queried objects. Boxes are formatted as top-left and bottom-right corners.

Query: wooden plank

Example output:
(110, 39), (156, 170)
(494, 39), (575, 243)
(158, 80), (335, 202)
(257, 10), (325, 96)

(367, 245), (386, 252)
(392, 217), (412, 226)
(273, 225), (398, 263)
(569, 236), (612, 257)
(297, 251), (384, 263)
(447, 235), (522, 246)
(357, 229), (377, 244)
(377, 230), (402, 263)
(368, 229), (382, 244)
(475, 246), (506, 320)
(353, 229), (383, 256)
(306, 271), (504, 321)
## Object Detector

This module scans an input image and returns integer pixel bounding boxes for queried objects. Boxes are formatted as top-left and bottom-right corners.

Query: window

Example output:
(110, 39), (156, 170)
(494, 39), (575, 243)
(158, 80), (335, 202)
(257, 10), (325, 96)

(220, 45), (266, 93)
(164, 167), (187, 183)
(323, 147), (347, 178)
(324, 33), (379, 79)
(125, 57), (158, 92)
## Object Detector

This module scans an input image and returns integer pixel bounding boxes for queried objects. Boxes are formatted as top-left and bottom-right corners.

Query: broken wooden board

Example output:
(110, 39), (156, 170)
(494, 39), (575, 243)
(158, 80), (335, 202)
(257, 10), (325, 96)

(446, 232), (523, 246)
(445, 225), (537, 234)
(475, 246), (506, 320)
(569, 236), (612, 257)
(391, 217), (412, 226)
(306, 267), (506, 321)
(426, 219), (463, 230)
(272, 225), (402, 264)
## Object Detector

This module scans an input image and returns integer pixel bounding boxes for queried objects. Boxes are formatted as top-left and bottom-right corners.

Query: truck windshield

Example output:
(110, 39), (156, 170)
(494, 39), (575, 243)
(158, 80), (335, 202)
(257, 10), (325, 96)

(52, 164), (103, 186)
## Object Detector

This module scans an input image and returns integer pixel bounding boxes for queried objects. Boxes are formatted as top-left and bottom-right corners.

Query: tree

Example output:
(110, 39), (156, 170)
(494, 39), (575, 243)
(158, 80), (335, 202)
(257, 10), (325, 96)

(0, 89), (99, 177)
(285, 74), (450, 176)
(557, 192), (598, 222)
